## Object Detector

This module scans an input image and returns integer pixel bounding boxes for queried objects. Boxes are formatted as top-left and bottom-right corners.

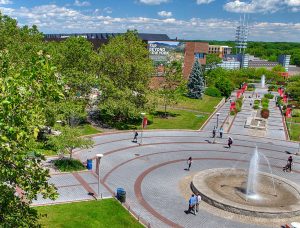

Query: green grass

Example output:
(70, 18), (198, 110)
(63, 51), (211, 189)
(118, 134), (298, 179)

(77, 124), (102, 136)
(54, 158), (86, 172)
(171, 95), (222, 113)
(147, 109), (209, 130)
(287, 123), (300, 141)
(37, 199), (143, 228)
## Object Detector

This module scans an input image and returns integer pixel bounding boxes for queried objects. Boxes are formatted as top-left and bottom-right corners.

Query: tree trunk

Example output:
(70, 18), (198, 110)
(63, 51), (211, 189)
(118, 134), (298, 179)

(70, 148), (73, 159)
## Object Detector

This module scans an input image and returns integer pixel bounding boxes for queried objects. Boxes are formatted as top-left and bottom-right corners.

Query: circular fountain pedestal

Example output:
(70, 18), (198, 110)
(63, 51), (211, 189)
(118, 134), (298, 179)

(191, 168), (300, 218)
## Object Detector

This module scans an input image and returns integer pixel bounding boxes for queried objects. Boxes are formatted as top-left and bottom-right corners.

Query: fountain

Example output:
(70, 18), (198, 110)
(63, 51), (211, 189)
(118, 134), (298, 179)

(261, 74), (265, 88)
(191, 147), (300, 218)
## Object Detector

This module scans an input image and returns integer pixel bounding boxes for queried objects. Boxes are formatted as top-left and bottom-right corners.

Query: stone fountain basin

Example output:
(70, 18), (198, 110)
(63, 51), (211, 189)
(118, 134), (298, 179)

(191, 168), (300, 218)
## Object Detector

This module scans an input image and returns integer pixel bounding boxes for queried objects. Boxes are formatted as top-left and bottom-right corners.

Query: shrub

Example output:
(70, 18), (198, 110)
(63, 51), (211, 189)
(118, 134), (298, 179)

(264, 93), (274, 99)
(262, 102), (269, 108)
(230, 110), (236, 116)
(236, 98), (243, 107)
(254, 100), (260, 105)
(268, 85), (278, 91)
(204, 87), (222, 97)
(54, 158), (86, 172)
(261, 97), (269, 104)
(248, 84), (256, 89)
(253, 104), (259, 109)
(261, 109), (270, 119)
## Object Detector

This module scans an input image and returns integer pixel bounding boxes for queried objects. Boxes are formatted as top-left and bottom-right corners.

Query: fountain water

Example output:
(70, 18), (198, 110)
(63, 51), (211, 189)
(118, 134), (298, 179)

(246, 147), (259, 198)
(261, 75), (265, 88)
(191, 147), (300, 218)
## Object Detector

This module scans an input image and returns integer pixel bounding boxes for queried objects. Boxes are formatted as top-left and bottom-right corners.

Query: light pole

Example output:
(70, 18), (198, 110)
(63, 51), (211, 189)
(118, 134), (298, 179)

(140, 112), (146, 145)
(216, 112), (220, 129)
(96, 153), (103, 198)
(213, 113), (220, 144)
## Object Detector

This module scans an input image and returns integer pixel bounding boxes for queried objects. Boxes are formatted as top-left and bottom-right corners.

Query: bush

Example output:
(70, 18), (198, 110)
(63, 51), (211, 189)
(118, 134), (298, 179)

(268, 85), (277, 91)
(262, 102), (269, 108)
(253, 104), (259, 109)
(248, 84), (256, 89)
(254, 100), (260, 105)
(261, 109), (270, 119)
(230, 110), (236, 116)
(204, 87), (222, 97)
(264, 93), (274, 99)
(261, 97), (269, 104)
(54, 158), (86, 172)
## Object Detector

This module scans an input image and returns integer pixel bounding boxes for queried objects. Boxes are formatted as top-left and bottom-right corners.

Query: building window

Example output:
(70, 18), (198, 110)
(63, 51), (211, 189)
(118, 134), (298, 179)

(195, 53), (205, 59)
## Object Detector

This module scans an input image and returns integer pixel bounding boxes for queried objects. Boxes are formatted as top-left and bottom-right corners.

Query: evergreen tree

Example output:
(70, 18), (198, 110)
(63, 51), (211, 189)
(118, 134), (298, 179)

(187, 59), (205, 99)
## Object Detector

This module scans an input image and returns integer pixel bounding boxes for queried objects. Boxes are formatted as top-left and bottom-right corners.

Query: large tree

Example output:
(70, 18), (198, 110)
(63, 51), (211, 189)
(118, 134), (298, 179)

(187, 59), (205, 99)
(0, 50), (63, 227)
(158, 61), (183, 117)
(97, 30), (154, 124)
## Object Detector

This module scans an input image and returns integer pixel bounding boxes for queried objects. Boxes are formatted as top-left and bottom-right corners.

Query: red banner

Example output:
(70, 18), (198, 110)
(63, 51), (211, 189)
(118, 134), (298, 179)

(230, 102), (236, 110)
(142, 117), (148, 128)
(283, 95), (288, 103)
(286, 108), (292, 118)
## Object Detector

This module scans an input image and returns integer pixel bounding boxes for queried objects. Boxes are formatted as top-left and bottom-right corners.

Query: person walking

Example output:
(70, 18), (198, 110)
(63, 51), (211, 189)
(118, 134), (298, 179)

(228, 136), (233, 148)
(187, 194), (197, 215)
(212, 128), (216, 138)
(219, 127), (224, 138)
(187, 157), (192, 171)
(132, 131), (138, 143)
(288, 155), (293, 172)
(195, 193), (202, 214)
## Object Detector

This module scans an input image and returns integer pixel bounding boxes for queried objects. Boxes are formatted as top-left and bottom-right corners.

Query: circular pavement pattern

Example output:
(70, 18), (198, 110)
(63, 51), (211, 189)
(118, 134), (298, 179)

(74, 130), (300, 228)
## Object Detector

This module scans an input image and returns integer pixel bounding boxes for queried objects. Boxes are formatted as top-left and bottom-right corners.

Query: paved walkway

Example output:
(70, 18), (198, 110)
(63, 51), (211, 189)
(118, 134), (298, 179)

(34, 85), (300, 227)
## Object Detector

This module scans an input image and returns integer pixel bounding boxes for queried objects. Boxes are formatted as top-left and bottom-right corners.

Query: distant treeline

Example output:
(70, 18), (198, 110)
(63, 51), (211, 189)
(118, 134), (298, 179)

(184, 40), (300, 66)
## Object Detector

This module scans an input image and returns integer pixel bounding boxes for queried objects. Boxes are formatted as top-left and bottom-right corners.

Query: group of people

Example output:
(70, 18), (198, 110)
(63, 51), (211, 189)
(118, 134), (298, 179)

(186, 193), (201, 215)
(212, 127), (224, 138)
(212, 128), (233, 148)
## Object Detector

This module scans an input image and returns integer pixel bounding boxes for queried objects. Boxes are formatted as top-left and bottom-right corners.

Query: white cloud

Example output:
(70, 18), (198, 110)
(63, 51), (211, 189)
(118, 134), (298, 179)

(158, 10), (172, 17)
(196, 0), (215, 4)
(0, 4), (300, 42)
(284, 0), (300, 6)
(103, 7), (112, 14)
(138, 0), (169, 5)
(224, 0), (300, 13)
(0, 0), (12, 5)
(74, 0), (90, 7)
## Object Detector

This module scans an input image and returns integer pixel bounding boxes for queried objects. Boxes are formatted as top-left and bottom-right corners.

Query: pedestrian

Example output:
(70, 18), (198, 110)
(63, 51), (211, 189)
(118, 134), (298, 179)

(132, 131), (138, 143)
(195, 193), (202, 214)
(228, 136), (233, 148)
(288, 156), (293, 172)
(212, 128), (216, 138)
(219, 127), (224, 138)
(187, 194), (197, 215)
(187, 157), (192, 171)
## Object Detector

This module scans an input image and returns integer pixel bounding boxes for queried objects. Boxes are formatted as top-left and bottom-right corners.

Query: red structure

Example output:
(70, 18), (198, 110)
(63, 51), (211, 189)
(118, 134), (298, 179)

(286, 108), (292, 118)
(230, 102), (236, 111)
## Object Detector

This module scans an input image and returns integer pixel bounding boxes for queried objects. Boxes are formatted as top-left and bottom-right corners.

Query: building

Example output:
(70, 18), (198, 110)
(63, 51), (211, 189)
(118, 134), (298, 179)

(278, 55), (291, 72)
(44, 32), (171, 49)
(183, 42), (209, 78)
(208, 45), (232, 58)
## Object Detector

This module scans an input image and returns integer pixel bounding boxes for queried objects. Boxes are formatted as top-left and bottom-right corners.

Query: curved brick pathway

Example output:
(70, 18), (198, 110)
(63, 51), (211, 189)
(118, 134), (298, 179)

(70, 130), (298, 228)
(35, 84), (300, 227)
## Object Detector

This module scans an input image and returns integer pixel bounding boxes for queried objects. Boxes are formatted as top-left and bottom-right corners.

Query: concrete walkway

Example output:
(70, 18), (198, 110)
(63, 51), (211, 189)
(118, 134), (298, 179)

(34, 85), (300, 227)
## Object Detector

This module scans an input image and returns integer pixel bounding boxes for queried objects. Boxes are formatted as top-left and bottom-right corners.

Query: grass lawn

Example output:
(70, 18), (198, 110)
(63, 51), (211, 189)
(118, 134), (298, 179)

(77, 124), (102, 136)
(286, 110), (300, 141)
(37, 199), (143, 228)
(147, 109), (209, 130)
(171, 95), (222, 113)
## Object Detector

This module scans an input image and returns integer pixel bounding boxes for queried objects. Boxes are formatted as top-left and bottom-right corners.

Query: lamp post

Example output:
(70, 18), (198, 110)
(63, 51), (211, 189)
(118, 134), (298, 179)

(216, 112), (220, 129)
(96, 153), (103, 198)
(213, 113), (220, 144)
(140, 112), (146, 145)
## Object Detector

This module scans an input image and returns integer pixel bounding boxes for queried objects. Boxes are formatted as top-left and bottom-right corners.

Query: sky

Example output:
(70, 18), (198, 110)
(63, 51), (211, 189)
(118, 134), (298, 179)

(0, 0), (299, 42)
